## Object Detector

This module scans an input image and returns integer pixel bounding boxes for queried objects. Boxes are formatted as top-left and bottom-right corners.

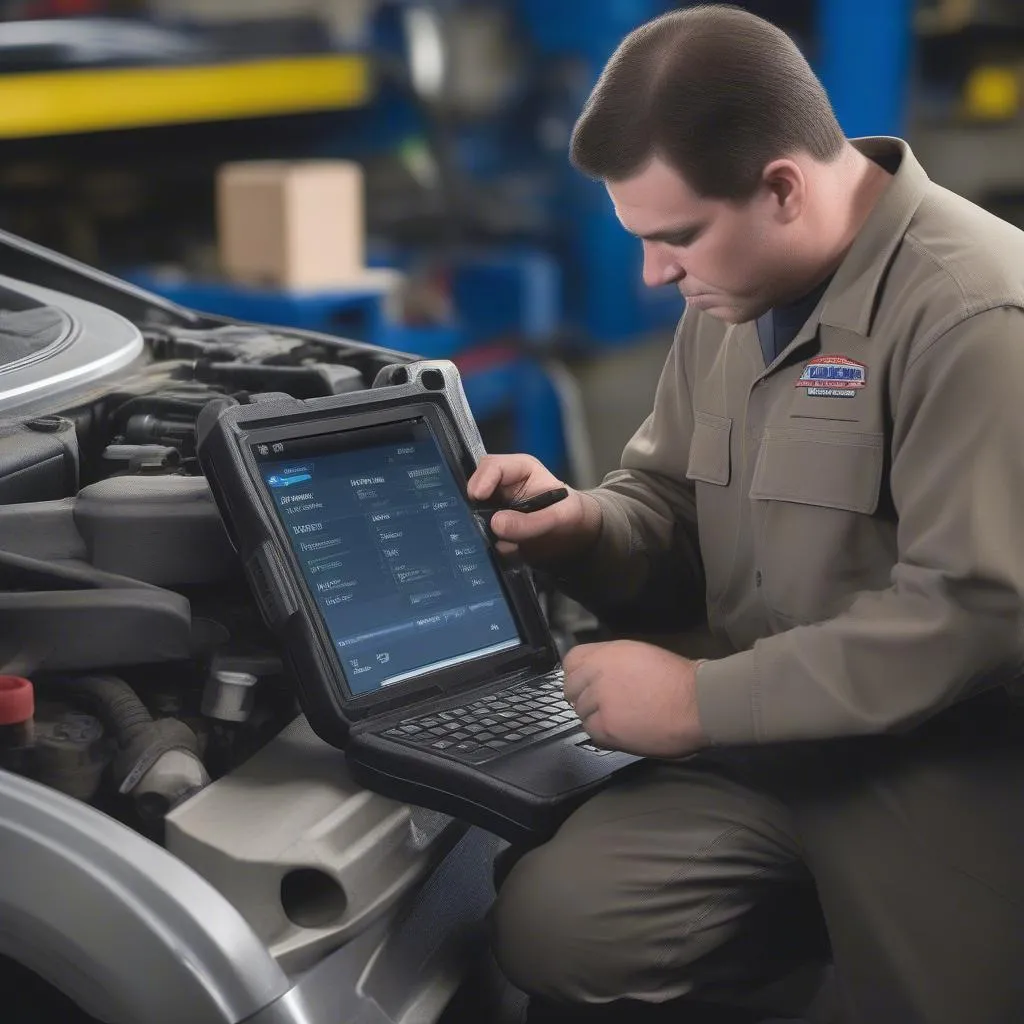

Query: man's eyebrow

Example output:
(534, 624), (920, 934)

(635, 222), (705, 243)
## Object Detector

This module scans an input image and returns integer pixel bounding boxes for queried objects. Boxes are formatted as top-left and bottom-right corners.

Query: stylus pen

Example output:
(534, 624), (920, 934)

(474, 486), (569, 516)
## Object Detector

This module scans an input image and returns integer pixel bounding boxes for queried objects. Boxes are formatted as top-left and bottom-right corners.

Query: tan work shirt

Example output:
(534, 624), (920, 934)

(573, 137), (1024, 746)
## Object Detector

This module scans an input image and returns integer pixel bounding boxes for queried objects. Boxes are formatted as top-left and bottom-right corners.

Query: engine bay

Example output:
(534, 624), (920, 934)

(0, 311), (413, 845)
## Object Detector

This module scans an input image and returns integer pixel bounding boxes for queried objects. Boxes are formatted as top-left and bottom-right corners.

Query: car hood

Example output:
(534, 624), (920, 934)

(0, 227), (414, 419)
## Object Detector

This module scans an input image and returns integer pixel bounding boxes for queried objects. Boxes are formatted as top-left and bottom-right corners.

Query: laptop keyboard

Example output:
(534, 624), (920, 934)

(379, 671), (581, 764)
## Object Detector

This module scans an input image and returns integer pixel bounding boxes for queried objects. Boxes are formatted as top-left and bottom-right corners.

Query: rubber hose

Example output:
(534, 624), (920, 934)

(71, 675), (153, 742)
(60, 675), (200, 794)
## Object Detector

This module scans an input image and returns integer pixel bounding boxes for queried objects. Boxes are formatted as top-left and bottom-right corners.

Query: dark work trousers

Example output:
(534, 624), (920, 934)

(489, 689), (1024, 1024)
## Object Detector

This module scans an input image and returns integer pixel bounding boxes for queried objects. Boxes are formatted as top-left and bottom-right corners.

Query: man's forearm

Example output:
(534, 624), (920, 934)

(544, 487), (705, 631)
(695, 581), (1024, 746)
(556, 490), (605, 560)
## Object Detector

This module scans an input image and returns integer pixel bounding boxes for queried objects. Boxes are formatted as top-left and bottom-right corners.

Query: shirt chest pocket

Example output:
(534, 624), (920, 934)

(750, 426), (884, 512)
(685, 412), (735, 604)
(751, 426), (891, 624)
(686, 411), (732, 486)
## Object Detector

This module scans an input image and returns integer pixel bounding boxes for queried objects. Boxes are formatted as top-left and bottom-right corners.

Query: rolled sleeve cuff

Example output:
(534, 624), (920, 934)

(695, 649), (761, 746)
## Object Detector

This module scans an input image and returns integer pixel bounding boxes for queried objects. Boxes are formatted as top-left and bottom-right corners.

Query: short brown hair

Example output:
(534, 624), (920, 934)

(570, 5), (845, 200)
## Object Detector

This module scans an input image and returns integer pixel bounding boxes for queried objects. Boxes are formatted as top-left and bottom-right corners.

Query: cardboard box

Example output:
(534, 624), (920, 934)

(216, 160), (365, 290)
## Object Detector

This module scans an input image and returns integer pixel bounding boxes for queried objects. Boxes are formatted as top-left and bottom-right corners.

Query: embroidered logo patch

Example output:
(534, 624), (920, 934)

(795, 355), (866, 399)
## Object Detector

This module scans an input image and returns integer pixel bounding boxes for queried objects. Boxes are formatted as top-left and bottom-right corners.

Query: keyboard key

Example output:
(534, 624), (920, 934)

(382, 675), (576, 755)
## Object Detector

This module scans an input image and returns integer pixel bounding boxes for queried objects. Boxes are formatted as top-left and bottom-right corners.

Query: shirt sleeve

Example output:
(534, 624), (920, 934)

(697, 306), (1024, 744)
(549, 317), (706, 630)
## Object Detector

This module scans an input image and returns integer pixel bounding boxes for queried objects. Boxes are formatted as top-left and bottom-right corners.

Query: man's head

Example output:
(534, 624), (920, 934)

(571, 5), (849, 323)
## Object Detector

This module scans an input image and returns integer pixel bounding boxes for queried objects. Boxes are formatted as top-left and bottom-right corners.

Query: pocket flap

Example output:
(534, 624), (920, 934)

(750, 427), (883, 513)
(686, 412), (732, 486)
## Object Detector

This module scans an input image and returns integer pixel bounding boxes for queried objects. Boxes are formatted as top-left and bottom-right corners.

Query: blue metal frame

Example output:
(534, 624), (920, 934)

(456, 353), (566, 471)
(818, 0), (914, 138)
(517, 0), (680, 346)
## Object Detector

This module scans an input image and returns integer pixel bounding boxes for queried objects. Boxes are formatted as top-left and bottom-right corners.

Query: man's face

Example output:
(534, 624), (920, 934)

(606, 157), (795, 324)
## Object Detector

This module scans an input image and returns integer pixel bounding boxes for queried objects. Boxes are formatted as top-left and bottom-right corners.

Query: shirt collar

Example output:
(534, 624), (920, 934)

(816, 136), (931, 337)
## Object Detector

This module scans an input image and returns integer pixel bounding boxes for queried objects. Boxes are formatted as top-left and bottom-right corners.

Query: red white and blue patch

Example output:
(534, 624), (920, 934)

(795, 355), (866, 399)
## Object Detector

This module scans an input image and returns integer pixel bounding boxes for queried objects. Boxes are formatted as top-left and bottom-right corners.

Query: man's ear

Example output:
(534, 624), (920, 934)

(761, 159), (805, 224)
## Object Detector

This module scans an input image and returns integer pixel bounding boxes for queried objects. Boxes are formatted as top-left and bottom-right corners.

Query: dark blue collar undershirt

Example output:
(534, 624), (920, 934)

(755, 275), (832, 367)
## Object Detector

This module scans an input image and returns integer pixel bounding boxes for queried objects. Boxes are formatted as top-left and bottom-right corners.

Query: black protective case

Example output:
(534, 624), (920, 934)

(197, 360), (641, 842)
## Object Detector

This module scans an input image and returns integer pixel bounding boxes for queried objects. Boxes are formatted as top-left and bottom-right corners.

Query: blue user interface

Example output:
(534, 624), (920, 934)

(254, 419), (521, 696)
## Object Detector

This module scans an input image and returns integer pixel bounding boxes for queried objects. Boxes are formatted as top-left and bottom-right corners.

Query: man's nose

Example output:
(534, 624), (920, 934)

(641, 242), (683, 288)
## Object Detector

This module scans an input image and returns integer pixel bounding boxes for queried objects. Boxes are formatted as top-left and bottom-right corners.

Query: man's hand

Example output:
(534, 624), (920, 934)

(466, 453), (601, 562)
(562, 640), (709, 758)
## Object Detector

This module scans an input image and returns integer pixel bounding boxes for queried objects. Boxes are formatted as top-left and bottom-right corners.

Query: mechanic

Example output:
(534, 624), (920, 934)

(469, 7), (1024, 1024)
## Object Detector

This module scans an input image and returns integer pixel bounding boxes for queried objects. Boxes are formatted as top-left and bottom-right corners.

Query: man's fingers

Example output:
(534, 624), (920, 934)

(465, 460), (502, 502)
(562, 641), (604, 674)
(562, 652), (601, 705)
(466, 453), (540, 502)
(572, 688), (601, 725)
(490, 507), (555, 541)
(562, 646), (585, 679)
(562, 671), (588, 707)
(581, 711), (610, 747)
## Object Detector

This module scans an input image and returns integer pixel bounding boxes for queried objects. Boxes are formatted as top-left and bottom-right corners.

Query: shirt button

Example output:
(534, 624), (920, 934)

(755, 570), (763, 587)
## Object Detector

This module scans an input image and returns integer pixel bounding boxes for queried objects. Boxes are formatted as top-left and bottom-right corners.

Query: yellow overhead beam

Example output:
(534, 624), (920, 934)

(0, 54), (371, 139)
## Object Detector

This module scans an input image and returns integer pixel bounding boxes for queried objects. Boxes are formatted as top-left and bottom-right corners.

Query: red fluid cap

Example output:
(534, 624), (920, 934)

(0, 676), (34, 725)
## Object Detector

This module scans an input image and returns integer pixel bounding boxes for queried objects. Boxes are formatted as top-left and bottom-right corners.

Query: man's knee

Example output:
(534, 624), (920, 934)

(491, 845), (602, 1000)
(489, 843), (653, 1003)
(488, 763), (807, 1004)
